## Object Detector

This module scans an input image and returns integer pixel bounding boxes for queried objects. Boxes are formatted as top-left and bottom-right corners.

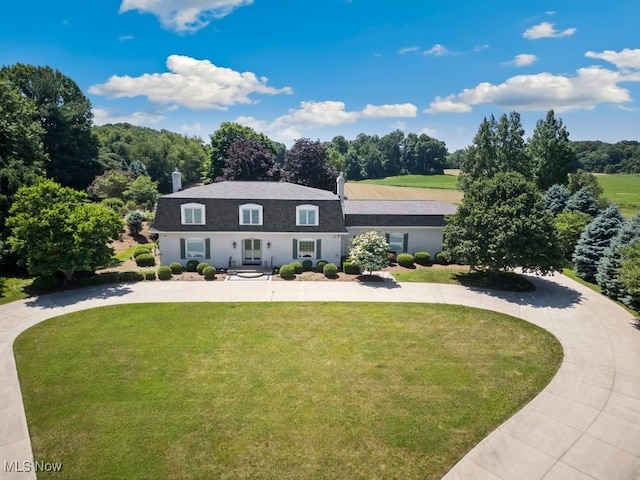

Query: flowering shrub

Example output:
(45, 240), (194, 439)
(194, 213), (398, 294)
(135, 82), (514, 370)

(347, 230), (389, 274)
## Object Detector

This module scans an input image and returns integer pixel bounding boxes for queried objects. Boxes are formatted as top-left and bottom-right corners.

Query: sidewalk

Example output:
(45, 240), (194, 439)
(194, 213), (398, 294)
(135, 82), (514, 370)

(1, 274), (639, 479)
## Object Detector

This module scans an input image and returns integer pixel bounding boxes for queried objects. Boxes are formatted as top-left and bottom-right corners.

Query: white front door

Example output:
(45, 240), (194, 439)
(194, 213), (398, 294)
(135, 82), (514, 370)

(243, 239), (261, 264)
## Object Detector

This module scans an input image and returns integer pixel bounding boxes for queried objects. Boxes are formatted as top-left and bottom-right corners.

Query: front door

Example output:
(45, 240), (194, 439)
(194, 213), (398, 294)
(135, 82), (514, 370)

(243, 239), (261, 264)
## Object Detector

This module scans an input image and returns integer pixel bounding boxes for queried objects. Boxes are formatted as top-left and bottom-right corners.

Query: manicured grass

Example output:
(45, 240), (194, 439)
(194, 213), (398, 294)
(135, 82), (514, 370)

(0, 275), (33, 305)
(359, 174), (459, 190)
(393, 266), (536, 292)
(113, 242), (157, 262)
(562, 267), (602, 294)
(596, 173), (640, 217)
(15, 303), (561, 480)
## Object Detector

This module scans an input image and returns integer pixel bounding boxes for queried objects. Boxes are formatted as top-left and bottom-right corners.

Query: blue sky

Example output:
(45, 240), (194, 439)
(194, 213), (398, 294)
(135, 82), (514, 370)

(2, 0), (639, 151)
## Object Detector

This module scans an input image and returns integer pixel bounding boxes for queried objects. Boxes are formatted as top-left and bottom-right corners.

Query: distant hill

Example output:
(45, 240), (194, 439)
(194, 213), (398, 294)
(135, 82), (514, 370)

(573, 140), (640, 174)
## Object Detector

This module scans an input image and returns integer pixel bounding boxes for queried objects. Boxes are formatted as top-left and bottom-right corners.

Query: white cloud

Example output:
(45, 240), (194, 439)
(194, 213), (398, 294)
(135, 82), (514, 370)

(236, 101), (418, 141)
(523, 22), (576, 39)
(473, 44), (489, 52)
(361, 103), (417, 118)
(424, 44), (452, 56)
(507, 54), (538, 67)
(398, 46), (420, 55)
(426, 66), (635, 114)
(419, 127), (438, 137)
(119, 0), (253, 33)
(585, 48), (640, 71)
(92, 108), (166, 126)
(89, 55), (292, 110)
(119, 35), (134, 42)
(181, 122), (202, 132)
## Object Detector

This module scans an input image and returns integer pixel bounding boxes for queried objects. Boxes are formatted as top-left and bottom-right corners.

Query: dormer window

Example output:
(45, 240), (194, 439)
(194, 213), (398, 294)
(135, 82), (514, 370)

(296, 205), (319, 226)
(239, 203), (263, 225)
(181, 203), (205, 225)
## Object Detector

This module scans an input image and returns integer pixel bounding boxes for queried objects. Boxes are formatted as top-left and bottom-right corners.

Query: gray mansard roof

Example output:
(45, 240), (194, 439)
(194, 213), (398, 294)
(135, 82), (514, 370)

(163, 181), (339, 201)
(154, 181), (346, 233)
(343, 200), (457, 227)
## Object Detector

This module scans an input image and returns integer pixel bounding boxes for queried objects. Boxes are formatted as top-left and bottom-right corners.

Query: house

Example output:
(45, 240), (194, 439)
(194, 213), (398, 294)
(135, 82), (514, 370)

(152, 171), (457, 269)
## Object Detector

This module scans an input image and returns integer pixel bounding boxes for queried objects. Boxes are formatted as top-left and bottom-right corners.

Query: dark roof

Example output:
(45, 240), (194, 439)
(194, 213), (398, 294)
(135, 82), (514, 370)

(343, 200), (456, 227)
(164, 181), (338, 201)
(343, 200), (457, 216)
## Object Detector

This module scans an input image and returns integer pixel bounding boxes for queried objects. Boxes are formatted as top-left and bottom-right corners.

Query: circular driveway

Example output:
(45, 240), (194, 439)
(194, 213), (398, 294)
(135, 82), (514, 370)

(0, 273), (639, 479)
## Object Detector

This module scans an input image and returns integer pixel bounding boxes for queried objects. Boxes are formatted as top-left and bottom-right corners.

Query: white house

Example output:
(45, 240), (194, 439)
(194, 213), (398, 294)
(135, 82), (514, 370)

(152, 172), (457, 269)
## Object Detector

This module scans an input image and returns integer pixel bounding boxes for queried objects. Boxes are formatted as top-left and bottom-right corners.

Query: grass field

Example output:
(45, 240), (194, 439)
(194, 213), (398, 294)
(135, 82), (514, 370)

(0, 275), (32, 306)
(359, 174), (459, 190)
(596, 173), (640, 217)
(15, 303), (561, 480)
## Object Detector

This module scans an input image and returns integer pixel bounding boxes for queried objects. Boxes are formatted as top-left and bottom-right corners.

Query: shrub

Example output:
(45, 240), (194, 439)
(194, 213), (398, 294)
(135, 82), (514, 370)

(323, 263), (338, 277)
(157, 266), (172, 280)
(169, 262), (183, 274)
(78, 276), (94, 287)
(197, 262), (210, 275)
(413, 251), (431, 265)
(435, 252), (448, 265)
(135, 253), (155, 267)
(95, 272), (120, 284)
(133, 246), (151, 258)
(343, 261), (360, 275)
(397, 253), (415, 268)
(186, 259), (199, 272)
(32, 275), (61, 292)
(290, 261), (303, 274)
(316, 260), (328, 271)
(120, 271), (144, 282)
(125, 210), (145, 236)
(203, 266), (216, 280)
(302, 259), (313, 271)
(143, 270), (156, 281)
(279, 264), (296, 279)
(101, 197), (125, 214)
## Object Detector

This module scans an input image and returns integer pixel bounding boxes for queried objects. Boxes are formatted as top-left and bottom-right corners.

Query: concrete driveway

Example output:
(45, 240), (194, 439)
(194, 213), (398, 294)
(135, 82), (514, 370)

(0, 273), (638, 479)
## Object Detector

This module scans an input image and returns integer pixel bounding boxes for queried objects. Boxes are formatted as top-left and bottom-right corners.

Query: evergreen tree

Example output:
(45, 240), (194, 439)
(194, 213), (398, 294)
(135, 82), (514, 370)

(528, 110), (577, 190)
(572, 205), (624, 282)
(565, 187), (599, 216)
(596, 213), (640, 299)
(544, 184), (570, 214)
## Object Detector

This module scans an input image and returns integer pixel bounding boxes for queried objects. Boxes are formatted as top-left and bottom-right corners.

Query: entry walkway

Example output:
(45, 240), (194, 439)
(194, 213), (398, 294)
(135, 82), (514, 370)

(0, 274), (639, 479)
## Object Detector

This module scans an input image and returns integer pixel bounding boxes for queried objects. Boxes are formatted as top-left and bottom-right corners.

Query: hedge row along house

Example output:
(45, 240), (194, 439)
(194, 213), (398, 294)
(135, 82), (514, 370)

(152, 171), (457, 270)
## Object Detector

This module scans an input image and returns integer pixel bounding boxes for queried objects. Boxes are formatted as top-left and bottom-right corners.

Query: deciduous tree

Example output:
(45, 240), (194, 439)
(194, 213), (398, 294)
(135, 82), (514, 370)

(528, 110), (577, 190)
(444, 172), (563, 275)
(618, 240), (640, 308)
(283, 138), (337, 191)
(222, 139), (281, 181)
(554, 211), (592, 260)
(7, 179), (122, 281)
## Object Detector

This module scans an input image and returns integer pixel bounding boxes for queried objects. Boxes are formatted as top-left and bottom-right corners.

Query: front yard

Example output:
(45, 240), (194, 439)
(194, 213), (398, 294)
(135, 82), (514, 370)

(15, 302), (562, 480)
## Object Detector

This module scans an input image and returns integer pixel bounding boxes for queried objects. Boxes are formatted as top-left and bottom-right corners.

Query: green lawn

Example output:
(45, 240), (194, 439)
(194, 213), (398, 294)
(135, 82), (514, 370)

(0, 275), (33, 306)
(15, 303), (561, 480)
(596, 173), (640, 217)
(113, 242), (156, 262)
(358, 174), (459, 190)
(393, 266), (536, 292)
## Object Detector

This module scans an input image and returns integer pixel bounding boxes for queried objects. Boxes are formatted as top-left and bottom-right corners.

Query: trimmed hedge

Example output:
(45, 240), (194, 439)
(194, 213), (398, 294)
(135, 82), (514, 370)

(185, 259), (199, 272)
(78, 276), (94, 287)
(135, 253), (155, 267)
(290, 261), (303, 274)
(435, 252), (449, 265)
(95, 272), (120, 284)
(158, 266), (172, 280)
(343, 261), (360, 275)
(143, 270), (156, 281)
(120, 271), (144, 282)
(133, 246), (151, 258)
(413, 251), (431, 266)
(169, 262), (183, 274)
(203, 266), (216, 280)
(197, 262), (210, 275)
(323, 263), (338, 278)
(302, 259), (313, 271)
(397, 253), (415, 268)
(279, 264), (295, 279)
(316, 260), (328, 271)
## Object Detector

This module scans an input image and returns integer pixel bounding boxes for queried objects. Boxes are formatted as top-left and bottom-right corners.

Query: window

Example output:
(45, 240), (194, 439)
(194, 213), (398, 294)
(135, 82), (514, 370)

(180, 238), (210, 259)
(388, 233), (406, 253)
(239, 204), (263, 225)
(181, 203), (205, 225)
(298, 240), (315, 258)
(296, 205), (319, 226)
